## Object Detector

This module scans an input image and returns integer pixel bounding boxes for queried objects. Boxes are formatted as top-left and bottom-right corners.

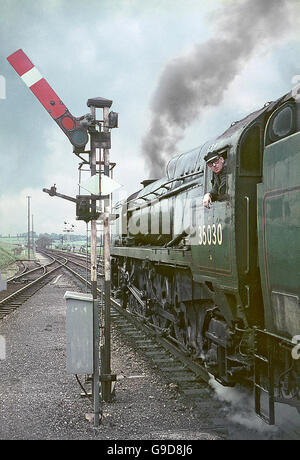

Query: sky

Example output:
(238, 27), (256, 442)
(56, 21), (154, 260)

(0, 0), (300, 235)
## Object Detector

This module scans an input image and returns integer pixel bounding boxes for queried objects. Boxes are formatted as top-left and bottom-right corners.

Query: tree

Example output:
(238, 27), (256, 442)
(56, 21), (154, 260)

(36, 236), (53, 249)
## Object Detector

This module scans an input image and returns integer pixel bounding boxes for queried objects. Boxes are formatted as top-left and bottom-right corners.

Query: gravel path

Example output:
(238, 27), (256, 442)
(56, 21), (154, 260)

(0, 271), (293, 440)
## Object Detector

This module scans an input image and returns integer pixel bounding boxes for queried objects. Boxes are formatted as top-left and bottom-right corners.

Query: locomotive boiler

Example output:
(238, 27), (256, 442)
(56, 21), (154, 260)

(111, 89), (300, 423)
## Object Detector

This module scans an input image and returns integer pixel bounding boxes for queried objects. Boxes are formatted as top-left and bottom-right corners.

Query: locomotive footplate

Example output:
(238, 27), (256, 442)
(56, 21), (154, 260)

(111, 246), (193, 268)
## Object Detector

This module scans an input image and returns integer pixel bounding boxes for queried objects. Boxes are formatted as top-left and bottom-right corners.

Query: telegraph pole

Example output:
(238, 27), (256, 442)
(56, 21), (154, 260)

(32, 214), (35, 258)
(86, 222), (89, 293)
(27, 196), (31, 260)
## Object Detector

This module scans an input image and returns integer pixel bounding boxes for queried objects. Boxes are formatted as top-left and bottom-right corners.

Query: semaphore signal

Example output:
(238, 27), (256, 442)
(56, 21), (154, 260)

(7, 49), (89, 150)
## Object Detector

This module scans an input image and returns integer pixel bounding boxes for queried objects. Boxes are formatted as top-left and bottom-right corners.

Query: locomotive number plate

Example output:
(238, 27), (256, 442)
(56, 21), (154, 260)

(198, 223), (223, 245)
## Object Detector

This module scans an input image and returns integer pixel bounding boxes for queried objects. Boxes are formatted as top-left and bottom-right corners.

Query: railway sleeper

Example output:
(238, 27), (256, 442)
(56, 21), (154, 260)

(160, 365), (187, 372)
(135, 339), (156, 345)
(0, 309), (15, 314)
(182, 388), (210, 397)
(152, 357), (178, 364)
(172, 374), (200, 383)
(136, 341), (160, 348)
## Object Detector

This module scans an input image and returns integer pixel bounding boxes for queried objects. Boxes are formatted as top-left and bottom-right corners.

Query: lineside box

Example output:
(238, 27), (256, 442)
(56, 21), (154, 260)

(64, 291), (93, 374)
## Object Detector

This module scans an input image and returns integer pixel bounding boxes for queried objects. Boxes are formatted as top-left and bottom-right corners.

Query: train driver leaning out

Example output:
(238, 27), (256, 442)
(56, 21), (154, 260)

(202, 152), (227, 208)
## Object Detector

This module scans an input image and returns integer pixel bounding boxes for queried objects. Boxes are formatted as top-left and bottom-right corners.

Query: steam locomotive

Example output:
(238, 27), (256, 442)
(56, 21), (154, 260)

(111, 89), (300, 424)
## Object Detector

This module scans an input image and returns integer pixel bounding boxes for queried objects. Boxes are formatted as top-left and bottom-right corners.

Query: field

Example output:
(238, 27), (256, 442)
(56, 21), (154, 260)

(0, 237), (28, 269)
(0, 236), (102, 272)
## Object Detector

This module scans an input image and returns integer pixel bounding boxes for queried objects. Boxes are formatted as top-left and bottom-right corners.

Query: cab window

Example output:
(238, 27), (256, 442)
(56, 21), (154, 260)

(265, 102), (296, 146)
(239, 124), (262, 176)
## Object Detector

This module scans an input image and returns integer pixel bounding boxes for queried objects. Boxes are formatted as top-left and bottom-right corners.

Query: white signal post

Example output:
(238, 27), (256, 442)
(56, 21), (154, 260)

(86, 97), (118, 423)
(89, 103), (100, 427)
(7, 49), (119, 428)
(102, 106), (111, 403)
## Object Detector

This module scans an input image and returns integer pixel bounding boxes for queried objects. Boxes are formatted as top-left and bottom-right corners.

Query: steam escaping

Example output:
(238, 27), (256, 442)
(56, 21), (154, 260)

(209, 378), (279, 439)
(210, 377), (300, 439)
(142, 0), (297, 178)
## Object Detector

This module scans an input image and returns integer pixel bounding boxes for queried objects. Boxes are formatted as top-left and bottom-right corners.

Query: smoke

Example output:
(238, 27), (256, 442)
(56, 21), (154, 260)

(209, 378), (279, 439)
(142, 0), (298, 178)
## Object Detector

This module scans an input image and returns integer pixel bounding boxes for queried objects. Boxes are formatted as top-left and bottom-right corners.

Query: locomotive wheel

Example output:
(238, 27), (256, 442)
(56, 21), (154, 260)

(173, 301), (187, 347)
(159, 277), (171, 330)
(127, 293), (141, 316)
(185, 303), (198, 353)
(146, 272), (171, 330)
(171, 301), (204, 356)
(149, 302), (168, 330)
(280, 386), (298, 400)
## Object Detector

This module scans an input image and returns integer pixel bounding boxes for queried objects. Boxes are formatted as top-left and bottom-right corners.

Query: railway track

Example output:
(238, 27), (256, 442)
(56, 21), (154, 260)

(3, 248), (298, 438)
(110, 306), (211, 397)
(0, 254), (66, 320)
(6, 259), (27, 280)
(48, 249), (300, 439)
(0, 250), (90, 320)
(43, 250), (211, 394)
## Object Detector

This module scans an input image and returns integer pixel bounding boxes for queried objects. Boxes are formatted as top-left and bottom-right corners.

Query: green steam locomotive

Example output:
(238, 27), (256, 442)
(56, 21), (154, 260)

(111, 88), (300, 424)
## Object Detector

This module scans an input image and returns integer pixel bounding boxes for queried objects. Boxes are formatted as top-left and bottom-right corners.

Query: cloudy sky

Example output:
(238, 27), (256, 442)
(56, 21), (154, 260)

(0, 0), (299, 235)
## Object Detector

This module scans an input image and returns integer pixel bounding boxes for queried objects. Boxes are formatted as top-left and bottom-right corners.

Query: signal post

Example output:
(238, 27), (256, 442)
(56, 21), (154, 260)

(87, 97), (117, 424)
(7, 49), (118, 427)
(102, 106), (112, 403)
(88, 101), (99, 427)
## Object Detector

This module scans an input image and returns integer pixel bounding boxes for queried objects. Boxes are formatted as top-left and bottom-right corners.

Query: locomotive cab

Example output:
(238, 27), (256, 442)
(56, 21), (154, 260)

(258, 98), (300, 339)
(255, 95), (300, 419)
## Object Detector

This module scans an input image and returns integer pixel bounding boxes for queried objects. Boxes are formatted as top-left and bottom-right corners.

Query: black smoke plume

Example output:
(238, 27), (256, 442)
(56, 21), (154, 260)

(142, 0), (298, 178)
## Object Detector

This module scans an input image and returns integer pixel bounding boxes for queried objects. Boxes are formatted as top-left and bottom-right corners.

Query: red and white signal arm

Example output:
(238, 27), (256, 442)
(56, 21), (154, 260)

(7, 49), (88, 149)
